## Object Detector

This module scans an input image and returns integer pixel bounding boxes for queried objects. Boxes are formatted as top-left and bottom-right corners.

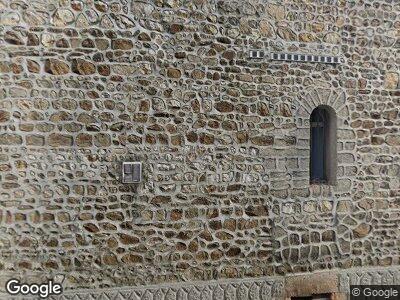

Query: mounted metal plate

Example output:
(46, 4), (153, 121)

(271, 52), (341, 64)
(249, 49), (265, 59)
(122, 162), (142, 183)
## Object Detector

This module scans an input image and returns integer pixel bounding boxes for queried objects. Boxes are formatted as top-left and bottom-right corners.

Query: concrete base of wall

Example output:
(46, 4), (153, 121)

(2, 266), (399, 299)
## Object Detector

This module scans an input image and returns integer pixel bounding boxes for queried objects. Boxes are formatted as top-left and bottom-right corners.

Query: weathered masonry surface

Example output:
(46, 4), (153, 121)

(0, 0), (399, 299)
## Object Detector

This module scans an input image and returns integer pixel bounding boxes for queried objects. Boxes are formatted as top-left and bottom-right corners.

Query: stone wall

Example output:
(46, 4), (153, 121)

(0, 0), (399, 296)
(1, 266), (400, 299)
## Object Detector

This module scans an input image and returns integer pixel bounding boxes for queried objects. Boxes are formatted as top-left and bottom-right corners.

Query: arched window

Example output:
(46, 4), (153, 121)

(310, 105), (337, 185)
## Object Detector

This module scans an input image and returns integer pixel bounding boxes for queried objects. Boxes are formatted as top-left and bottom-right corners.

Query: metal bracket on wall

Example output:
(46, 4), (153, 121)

(249, 49), (265, 59)
(271, 52), (342, 64)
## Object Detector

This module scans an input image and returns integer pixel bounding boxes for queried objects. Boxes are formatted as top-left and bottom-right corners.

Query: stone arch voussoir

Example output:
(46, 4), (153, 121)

(295, 88), (349, 122)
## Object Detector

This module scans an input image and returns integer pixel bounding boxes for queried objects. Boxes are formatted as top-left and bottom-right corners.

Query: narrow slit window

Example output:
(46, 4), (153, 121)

(310, 106), (337, 185)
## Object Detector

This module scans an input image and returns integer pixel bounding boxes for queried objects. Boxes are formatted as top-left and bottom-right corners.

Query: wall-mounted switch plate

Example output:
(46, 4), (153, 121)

(122, 162), (142, 183)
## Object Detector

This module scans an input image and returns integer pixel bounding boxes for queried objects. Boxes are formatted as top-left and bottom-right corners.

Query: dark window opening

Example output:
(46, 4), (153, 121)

(310, 106), (337, 185)
(292, 293), (331, 300)
(310, 108), (327, 183)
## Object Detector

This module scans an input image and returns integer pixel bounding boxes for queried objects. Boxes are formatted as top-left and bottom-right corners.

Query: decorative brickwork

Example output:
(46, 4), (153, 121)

(1, 267), (399, 299)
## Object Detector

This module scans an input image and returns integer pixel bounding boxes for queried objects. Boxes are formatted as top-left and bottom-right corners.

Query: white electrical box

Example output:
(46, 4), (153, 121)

(122, 162), (142, 183)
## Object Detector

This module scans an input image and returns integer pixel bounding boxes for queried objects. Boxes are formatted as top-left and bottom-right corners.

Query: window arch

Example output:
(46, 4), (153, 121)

(310, 105), (337, 185)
